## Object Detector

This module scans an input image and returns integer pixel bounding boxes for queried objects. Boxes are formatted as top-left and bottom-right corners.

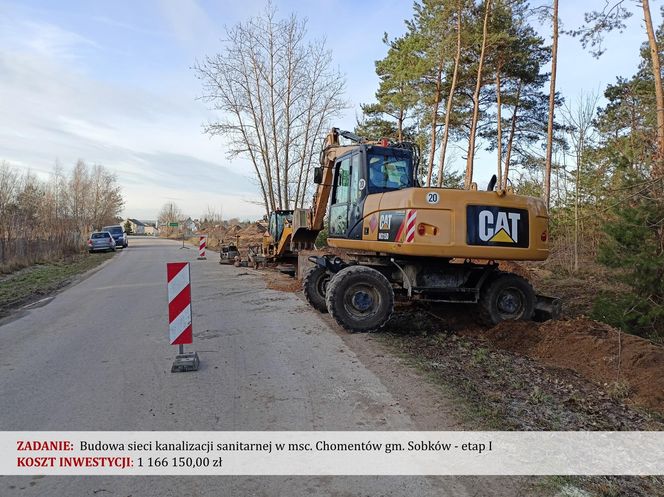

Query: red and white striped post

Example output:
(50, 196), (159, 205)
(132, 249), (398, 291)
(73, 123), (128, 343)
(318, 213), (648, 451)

(167, 262), (199, 371)
(197, 235), (207, 260)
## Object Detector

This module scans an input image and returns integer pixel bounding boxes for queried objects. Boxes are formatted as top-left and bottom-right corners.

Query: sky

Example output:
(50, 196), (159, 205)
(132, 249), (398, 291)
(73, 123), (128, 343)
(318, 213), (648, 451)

(0, 0), (660, 221)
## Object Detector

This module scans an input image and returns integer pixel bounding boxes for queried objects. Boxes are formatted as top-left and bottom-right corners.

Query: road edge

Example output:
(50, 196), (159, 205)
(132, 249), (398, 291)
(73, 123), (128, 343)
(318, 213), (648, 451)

(0, 250), (122, 327)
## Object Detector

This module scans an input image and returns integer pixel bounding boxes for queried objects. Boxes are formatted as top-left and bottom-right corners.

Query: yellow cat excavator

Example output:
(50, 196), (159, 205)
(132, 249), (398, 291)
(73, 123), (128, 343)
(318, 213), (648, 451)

(289, 128), (559, 332)
(247, 210), (298, 270)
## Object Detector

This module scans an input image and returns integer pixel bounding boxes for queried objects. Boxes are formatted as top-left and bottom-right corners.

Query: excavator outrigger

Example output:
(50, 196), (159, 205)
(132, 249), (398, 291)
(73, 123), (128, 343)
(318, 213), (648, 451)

(286, 128), (560, 332)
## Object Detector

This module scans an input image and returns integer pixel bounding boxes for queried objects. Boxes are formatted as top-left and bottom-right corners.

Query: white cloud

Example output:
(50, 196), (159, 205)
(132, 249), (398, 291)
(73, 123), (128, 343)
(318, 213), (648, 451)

(0, 10), (264, 221)
(22, 20), (100, 59)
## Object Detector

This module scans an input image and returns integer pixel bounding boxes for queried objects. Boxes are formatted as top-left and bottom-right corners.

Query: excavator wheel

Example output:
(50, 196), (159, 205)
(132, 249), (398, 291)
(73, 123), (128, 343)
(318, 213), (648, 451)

(302, 265), (330, 313)
(325, 265), (394, 333)
(477, 273), (535, 326)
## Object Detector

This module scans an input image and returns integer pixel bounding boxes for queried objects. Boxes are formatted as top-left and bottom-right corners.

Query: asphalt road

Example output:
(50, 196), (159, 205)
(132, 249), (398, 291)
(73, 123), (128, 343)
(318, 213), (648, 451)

(0, 237), (522, 496)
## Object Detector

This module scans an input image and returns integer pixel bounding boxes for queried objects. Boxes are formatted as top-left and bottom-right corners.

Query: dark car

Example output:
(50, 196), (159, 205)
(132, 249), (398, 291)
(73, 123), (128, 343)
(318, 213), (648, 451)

(102, 224), (128, 248)
(88, 231), (116, 253)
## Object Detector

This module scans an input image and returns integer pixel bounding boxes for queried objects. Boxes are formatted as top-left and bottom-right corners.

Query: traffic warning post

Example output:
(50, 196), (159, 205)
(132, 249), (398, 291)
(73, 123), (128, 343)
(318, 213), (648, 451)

(166, 262), (199, 372)
(197, 235), (207, 260)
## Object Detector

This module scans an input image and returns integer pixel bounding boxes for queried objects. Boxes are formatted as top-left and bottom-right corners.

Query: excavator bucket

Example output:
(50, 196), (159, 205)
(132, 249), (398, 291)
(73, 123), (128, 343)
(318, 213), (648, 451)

(533, 294), (562, 322)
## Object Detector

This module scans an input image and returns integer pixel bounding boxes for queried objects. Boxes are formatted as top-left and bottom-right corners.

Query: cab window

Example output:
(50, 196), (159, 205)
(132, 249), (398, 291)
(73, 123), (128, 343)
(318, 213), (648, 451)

(350, 153), (361, 203)
(333, 156), (351, 204)
(329, 156), (352, 236)
(367, 153), (413, 193)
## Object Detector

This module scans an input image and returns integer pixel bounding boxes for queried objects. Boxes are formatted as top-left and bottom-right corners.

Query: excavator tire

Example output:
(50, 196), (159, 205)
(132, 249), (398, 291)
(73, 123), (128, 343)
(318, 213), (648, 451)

(302, 265), (330, 313)
(477, 272), (535, 326)
(325, 265), (394, 333)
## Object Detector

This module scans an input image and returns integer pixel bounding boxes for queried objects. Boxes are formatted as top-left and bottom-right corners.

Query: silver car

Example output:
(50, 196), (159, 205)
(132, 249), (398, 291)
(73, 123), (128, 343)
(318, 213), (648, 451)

(88, 231), (116, 253)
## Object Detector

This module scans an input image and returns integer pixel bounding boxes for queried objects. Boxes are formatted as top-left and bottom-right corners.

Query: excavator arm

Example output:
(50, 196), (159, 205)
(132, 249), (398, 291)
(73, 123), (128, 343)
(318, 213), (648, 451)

(292, 128), (368, 245)
(309, 128), (341, 231)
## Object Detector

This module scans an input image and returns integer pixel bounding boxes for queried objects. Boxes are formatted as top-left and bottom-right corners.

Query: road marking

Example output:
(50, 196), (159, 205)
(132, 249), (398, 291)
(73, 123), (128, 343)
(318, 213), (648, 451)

(93, 282), (161, 291)
(20, 297), (54, 310)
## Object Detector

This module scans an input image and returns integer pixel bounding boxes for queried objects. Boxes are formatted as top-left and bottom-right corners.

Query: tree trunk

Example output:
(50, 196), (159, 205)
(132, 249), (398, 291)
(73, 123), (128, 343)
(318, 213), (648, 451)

(427, 50), (445, 187)
(438, 0), (463, 187)
(503, 80), (522, 189)
(465, 0), (492, 189)
(397, 106), (404, 142)
(283, 43), (294, 209)
(642, 0), (664, 177)
(426, 84), (441, 187)
(544, 0), (559, 209)
(495, 63), (503, 188)
(244, 43), (277, 212)
(268, 33), (282, 210)
(574, 129), (583, 273)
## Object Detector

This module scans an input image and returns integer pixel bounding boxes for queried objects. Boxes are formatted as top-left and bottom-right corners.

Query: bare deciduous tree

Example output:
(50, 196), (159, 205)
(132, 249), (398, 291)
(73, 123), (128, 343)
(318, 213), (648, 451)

(196, 6), (346, 215)
(561, 91), (599, 271)
(0, 160), (124, 268)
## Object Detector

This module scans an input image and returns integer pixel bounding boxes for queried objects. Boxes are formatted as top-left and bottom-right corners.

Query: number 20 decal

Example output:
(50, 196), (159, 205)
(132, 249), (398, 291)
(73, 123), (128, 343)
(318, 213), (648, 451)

(426, 192), (440, 204)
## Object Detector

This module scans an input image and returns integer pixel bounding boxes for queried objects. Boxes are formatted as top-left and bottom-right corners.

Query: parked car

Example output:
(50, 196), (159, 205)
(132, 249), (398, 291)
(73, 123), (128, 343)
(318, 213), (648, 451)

(102, 224), (128, 248)
(88, 231), (116, 253)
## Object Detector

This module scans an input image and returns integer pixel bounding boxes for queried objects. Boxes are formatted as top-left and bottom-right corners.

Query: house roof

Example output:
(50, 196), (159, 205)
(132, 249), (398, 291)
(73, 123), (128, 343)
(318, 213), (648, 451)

(128, 218), (146, 226)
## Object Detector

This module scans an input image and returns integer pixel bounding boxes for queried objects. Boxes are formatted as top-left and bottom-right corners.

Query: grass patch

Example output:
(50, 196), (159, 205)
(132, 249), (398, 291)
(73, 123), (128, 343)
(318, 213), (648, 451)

(0, 252), (114, 316)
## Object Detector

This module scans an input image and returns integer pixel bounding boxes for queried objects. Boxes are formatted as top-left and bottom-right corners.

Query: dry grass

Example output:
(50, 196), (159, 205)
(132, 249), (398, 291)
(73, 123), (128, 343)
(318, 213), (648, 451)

(0, 252), (114, 316)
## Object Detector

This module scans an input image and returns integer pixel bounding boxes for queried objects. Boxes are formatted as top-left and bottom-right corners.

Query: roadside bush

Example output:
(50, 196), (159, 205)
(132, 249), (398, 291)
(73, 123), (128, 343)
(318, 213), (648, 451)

(595, 184), (664, 339)
(591, 291), (663, 340)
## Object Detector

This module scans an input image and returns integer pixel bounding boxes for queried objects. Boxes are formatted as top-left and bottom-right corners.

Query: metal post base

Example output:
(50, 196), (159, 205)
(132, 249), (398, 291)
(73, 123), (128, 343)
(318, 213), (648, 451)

(197, 256), (207, 260)
(171, 352), (200, 373)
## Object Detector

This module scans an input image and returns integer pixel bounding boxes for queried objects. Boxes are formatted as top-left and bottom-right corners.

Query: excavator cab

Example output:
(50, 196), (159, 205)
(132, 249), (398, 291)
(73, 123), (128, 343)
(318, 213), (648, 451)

(267, 210), (294, 245)
(328, 145), (415, 240)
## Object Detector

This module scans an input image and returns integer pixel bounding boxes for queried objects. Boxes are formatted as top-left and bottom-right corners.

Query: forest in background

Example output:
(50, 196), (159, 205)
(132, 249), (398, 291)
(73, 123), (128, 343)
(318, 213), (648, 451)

(355, 0), (663, 339)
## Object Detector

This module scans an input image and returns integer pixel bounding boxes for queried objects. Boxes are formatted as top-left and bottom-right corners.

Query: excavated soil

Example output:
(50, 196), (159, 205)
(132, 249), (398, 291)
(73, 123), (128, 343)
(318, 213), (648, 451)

(264, 271), (301, 292)
(463, 317), (664, 413)
(199, 222), (268, 255)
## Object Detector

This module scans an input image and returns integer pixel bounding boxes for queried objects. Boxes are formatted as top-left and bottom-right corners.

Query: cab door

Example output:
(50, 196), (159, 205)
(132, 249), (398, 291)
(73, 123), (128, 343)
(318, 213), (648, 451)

(329, 152), (366, 239)
(328, 155), (351, 239)
(347, 152), (366, 239)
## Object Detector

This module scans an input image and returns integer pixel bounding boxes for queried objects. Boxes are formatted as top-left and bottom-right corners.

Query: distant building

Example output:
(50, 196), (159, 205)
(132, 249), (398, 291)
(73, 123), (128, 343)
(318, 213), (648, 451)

(182, 217), (197, 235)
(142, 222), (158, 236)
(126, 218), (146, 235)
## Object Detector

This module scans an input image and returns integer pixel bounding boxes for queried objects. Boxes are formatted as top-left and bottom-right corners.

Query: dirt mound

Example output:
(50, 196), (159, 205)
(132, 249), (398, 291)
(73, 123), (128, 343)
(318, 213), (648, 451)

(206, 223), (267, 254)
(236, 223), (267, 249)
(470, 317), (664, 413)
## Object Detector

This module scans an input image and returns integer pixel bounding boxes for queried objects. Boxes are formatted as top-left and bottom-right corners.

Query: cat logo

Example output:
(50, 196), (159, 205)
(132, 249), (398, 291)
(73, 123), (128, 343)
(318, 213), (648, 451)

(479, 211), (520, 243)
(379, 213), (392, 230)
(466, 206), (529, 248)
